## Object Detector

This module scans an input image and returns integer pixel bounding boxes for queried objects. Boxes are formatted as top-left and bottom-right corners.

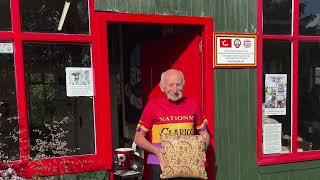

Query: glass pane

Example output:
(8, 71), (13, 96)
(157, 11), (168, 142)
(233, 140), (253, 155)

(0, 0), (12, 31)
(300, 0), (320, 35)
(263, 40), (292, 154)
(24, 43), (95, 158)
(21, 0), (89, 34)
(0, 42), (19, 161)
(263, 0), (292, 35)
(298, 42), (320, 151)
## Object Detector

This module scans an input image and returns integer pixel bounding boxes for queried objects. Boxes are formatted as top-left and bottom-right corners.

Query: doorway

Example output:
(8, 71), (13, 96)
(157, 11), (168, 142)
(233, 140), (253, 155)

(96, 12), (214, 179)
(108, 23), (204, 148)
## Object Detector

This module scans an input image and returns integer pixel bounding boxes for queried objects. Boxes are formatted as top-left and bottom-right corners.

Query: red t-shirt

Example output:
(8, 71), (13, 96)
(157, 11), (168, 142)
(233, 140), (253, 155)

(136, 96), (208, 164)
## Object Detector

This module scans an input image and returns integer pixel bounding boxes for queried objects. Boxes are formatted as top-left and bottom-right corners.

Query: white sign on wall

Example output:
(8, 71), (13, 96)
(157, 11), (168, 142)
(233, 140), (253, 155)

(0, 43), (13, 54)
(214, 34), (256, 67)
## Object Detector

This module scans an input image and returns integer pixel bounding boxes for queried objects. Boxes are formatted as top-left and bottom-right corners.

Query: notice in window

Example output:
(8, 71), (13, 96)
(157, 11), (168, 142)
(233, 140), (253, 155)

(265, 74), (287, 115)
(65, 67), (93, 97)
(0, 43), (13, 54)
(263, 123), (282, 154)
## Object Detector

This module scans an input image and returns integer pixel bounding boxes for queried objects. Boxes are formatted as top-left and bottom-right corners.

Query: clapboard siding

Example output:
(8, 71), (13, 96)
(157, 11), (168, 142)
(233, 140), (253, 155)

(95, 0), (256, 33)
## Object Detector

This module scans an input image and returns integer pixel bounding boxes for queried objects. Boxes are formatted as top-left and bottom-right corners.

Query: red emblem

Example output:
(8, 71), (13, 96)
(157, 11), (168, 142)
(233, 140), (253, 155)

(220, 39), (232, 48)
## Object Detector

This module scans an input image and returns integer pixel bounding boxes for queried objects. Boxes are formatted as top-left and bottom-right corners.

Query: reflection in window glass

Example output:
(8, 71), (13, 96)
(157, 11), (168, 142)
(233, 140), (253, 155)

(0, 0), (12, 31)
(0, 42), (19, 161)
(299, 42), (320, 151)
(300, 0), (320, 35)
(263, 0), (292, 35)
(21, 0), (89, 34)
(24, 43), (95, 158)
(263, 40), (292, 154)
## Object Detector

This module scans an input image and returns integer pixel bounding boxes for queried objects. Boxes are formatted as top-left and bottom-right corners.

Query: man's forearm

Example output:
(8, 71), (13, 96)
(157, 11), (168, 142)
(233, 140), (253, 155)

(134, 132), (160, 157)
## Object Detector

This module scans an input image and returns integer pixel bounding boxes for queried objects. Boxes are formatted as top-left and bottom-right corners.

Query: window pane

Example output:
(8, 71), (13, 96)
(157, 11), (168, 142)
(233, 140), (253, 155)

(24, 43), (95, 158)
(300, 0), (320, 35)
(263, 0), (292, 35)
(21, 0), (89, 34)
(263, 40), (292, 154)
(0, 0), (12, 31)
(0, 42), (19, 161)
(299, 42), (320, 151)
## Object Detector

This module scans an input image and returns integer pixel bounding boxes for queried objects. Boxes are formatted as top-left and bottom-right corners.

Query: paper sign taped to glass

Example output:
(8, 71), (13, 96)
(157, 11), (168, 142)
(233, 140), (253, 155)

(65, 67), (93, 97)
(263, 123), (282, 154)
(265, 74), (287, 116)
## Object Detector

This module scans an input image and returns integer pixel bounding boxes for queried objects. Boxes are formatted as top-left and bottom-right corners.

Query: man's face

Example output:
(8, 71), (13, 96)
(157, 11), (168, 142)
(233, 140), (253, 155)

(162, 73), (184, 101)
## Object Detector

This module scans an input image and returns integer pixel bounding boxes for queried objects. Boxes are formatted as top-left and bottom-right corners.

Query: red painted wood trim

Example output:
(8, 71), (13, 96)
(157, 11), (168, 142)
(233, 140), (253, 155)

(291, 40), (299, 154)
(92, 13), (114, 169)
(203, 18), (214, 180)
(20, 33), (92, 42)
(11, 0), (21, 33)
(258, 150), (320, 165)
(263, 35), (294, 40)
(291, 0), (299, 155)
(11, 0), (31, 165)
(256, 0), (263, 163)
(264, 35), (320, 41)
(95, 12), (212, 25)
(14, 38), (30, 163)
(0, 32), (14, 39)
(293, 0), (299, 36)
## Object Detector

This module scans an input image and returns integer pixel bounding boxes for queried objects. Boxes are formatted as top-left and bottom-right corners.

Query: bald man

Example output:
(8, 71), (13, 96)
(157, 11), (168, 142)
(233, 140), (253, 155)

(134, 69), (209, 180)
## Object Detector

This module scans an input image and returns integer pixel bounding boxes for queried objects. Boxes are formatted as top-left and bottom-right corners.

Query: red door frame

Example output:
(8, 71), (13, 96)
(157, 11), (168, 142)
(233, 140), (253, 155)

(92, 12), (215, 179)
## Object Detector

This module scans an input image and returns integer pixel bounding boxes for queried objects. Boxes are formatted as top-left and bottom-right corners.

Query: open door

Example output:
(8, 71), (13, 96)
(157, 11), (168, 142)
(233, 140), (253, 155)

(141, 29), (203, 105)
(140, 28), (204, 179)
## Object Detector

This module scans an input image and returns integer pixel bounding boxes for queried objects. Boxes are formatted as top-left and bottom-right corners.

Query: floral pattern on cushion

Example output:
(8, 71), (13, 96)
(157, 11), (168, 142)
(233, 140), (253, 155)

(160, 134), (208, 179)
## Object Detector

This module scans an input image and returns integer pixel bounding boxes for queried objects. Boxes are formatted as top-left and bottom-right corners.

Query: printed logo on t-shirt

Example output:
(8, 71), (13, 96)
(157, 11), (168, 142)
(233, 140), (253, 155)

(159, 115), (194, 122)
(151, 123), (194, 143)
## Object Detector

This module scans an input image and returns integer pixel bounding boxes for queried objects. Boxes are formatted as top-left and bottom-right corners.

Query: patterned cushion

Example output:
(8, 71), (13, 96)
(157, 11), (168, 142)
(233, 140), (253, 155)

(160, 134), (208, 179)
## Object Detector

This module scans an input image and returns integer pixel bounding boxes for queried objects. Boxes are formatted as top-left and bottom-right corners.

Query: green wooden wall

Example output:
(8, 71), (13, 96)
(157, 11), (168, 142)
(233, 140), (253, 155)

(95, 0), (320, 180)
(95, 0), (256, 33)
(215, 69), (320, 180)
(214, 69), (258, 180)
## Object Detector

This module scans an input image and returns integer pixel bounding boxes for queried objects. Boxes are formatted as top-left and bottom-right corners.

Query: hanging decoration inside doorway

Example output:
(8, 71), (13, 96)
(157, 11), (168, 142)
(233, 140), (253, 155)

(124, 44), (142, 123)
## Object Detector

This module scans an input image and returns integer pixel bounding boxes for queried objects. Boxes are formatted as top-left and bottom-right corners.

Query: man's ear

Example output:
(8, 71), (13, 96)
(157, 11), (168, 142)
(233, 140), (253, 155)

(160, 83), (165, 92)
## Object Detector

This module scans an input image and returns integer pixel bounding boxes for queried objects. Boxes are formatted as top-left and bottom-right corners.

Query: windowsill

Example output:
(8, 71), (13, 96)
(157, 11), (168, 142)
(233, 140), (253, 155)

(258, 150), (320, 173)
(258, 159), (320, 174)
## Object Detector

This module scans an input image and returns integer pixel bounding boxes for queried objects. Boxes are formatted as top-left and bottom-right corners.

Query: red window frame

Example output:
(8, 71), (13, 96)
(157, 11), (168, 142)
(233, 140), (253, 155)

(257, 0), (320, 165)
(0, 0), (110, 178)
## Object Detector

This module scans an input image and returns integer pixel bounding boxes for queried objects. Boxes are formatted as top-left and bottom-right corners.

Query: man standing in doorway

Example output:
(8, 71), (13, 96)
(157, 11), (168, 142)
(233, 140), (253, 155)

(134, 69), (210, 180)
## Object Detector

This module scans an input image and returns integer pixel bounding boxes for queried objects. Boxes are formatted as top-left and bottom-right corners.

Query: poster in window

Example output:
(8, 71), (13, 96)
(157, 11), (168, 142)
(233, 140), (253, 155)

(65, 67), (93, 97)
(265, 74), (287, 115)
